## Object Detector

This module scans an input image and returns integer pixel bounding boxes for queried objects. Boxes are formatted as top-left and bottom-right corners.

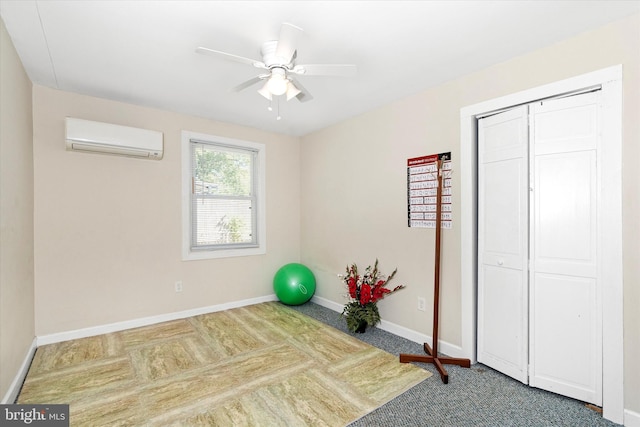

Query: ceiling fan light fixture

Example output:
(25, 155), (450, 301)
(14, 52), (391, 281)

(266, 68), (288, 96)
(258, 81), (272, 100)
(286, 81), (301, 101)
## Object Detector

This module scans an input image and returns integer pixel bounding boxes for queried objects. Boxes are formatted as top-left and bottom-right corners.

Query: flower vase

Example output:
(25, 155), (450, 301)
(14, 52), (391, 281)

(355, 320), (368, 333)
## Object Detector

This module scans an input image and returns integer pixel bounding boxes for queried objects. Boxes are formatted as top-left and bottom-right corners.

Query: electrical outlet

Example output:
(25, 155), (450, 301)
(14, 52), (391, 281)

(418, 297), (426, 311)
(175, 281), (183, 293)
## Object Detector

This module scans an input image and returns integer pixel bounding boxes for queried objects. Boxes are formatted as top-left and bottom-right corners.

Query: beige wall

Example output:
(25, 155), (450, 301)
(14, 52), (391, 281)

(32, 87), (301, 336)
(0, 19), (35, 400)
(301, 14), (640, 413)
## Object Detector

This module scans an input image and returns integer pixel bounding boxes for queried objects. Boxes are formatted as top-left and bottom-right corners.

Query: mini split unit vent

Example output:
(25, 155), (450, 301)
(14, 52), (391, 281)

(65, 118), (163, 160)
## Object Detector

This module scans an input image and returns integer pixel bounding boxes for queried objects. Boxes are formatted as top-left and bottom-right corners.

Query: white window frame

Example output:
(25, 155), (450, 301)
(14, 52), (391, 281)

(181, 130), (266, 260)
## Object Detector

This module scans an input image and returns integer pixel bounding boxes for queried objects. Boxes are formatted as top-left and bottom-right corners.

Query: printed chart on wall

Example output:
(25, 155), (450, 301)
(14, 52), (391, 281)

(407, 152), (452, 229)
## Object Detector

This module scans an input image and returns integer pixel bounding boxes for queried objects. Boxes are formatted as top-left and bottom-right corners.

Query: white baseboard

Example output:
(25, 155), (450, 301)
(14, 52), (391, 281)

(37, 294), (279, 346)
(625, 409), (640, 427)
(35, 294), (460, 350)
(310, 295), (464, 358)
(1, 337), (37, 404)
(310, 295), (344, 312)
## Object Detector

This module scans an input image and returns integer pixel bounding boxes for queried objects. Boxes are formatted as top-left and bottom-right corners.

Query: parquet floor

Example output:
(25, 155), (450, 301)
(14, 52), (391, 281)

(18, 302), (430, 426)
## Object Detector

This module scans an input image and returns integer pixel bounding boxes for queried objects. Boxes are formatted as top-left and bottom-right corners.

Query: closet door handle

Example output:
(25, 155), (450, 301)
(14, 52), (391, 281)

(497, 260), (504, 266)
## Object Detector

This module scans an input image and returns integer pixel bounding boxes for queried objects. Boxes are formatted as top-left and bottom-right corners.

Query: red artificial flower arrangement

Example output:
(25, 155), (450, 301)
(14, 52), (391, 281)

(341, 259), (405, 332)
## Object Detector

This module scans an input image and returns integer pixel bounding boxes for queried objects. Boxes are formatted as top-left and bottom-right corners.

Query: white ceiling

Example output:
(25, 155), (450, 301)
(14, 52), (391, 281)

(1, 1), (638, 136)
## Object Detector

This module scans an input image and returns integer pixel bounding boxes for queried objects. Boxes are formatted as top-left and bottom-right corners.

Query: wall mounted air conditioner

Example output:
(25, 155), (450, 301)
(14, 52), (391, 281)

(65, 117), (163, 160)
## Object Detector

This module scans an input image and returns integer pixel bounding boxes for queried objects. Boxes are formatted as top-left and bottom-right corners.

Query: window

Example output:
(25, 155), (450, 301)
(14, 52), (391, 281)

(182, 131), (266, 260)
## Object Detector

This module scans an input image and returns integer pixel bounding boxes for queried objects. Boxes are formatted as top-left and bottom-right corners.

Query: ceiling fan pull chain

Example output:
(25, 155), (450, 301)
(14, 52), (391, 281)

(276, 97), (282, 121)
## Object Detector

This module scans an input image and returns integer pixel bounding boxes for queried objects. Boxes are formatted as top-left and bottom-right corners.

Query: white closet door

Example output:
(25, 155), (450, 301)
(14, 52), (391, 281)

(477, 106), (529, 383)
(529, 92), (602, 405)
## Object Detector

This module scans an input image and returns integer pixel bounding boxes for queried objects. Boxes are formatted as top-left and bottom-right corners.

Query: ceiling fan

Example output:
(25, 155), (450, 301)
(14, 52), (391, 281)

(196, 23), (357, 107)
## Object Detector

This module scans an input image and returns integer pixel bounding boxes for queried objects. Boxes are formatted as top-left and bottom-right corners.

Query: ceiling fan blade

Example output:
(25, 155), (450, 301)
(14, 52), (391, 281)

(275, 23), (303, 63)
(289, 77), (313, 103)
(292, 64), (357, 77)
(196, 47), (266, 69)
(230, 75), (266, 93)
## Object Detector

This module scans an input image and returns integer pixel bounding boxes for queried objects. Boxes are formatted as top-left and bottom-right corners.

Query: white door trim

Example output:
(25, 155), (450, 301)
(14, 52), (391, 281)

(459, 65), (623, 424)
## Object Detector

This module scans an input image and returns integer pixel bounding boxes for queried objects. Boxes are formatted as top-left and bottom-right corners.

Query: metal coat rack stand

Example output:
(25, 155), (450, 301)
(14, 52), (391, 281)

(399, 156), (470, 384)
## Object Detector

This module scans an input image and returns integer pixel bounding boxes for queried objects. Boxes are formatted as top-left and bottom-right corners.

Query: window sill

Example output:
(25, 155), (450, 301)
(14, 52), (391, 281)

(182, 246), (266, 261)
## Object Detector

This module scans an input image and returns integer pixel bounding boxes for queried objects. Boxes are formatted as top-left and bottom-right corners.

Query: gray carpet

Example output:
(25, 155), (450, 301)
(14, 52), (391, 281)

(289, 301), (619, 427)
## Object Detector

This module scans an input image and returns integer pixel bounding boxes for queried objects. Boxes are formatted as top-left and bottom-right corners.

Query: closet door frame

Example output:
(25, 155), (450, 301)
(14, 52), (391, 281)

(460, 65), (623, 424)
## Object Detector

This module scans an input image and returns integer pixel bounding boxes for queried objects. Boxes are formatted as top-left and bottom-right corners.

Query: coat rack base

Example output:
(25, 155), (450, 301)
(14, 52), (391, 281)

(400, 343), (470, 384)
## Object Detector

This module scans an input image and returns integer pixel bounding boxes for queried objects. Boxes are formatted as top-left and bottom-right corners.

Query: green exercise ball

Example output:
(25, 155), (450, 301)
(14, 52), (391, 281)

(273, 263), (316, 305)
